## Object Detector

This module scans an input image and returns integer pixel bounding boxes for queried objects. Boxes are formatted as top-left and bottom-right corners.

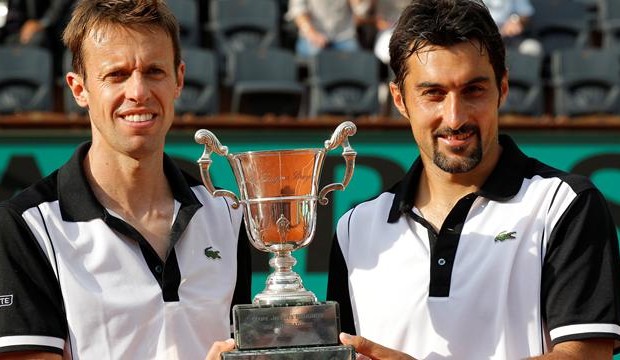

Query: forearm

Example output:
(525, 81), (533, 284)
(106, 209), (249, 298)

(294, 14), (315, 37)
(0, 352), (62, 360)
(527, 339), (613, 360)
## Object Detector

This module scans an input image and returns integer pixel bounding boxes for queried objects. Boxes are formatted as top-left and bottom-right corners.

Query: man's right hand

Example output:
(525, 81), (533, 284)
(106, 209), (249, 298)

(204, 339), (236, 360)
(339, 333), (416, 360)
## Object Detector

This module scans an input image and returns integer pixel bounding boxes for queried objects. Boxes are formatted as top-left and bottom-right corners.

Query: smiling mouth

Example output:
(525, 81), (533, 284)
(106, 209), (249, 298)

(442, 132), (472, 141)
(122, 113), (154, 123)
(435, 125), (479, 142)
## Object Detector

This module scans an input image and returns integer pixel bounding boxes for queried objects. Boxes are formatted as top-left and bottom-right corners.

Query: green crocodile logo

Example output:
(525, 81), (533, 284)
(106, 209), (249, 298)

(204, 246), (222, 260)
(494, 231), (517, 242)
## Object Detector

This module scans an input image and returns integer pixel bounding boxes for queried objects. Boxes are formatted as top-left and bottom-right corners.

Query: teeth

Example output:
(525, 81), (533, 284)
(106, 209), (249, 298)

(123, 114), (153, 122)
(447, 133), (470, 140)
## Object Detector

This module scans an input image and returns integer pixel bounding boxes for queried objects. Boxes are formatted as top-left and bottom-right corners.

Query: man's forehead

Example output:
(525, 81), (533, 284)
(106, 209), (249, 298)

(85, 24), (168, 47)
(402, 40), (497, 87)
(80, 25), (175, 76)
(411, 40), (488, 64)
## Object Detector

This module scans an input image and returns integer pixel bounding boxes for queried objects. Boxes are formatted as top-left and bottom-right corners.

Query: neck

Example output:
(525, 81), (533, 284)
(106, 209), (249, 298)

(84, 145), (175, 260)
(415, 146), (501, 230)
(84, 145), (171, 216)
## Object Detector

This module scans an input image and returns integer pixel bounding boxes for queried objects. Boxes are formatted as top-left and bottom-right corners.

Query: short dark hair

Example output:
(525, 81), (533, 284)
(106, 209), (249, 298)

(63, 0), (181, 78)
(389, 0), (506, 93)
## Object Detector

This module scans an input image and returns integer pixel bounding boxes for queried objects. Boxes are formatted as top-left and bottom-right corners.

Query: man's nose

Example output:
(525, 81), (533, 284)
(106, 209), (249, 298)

(443, 94), (469, 129)
(125, 72), (149, 104)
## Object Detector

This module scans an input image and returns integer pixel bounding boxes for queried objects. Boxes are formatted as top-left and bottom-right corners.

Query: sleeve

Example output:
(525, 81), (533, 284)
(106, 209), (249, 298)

(284, 0), (309, 22)
(0, 204), (67, 355)
(541, 188), (620, 348)
(326, 214), (356, 335)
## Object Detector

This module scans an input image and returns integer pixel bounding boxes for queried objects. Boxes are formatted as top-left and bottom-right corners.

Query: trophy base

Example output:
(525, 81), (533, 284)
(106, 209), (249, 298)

(221, 344), (355, 359)
(233, 302), (341, 350)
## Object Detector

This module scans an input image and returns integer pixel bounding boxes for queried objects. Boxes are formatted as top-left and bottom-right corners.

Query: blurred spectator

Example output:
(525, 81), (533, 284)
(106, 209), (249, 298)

(0, 0), (72, 47)
(483, 0), (542, 55)
(286, 0), (372, 58)
(0, 1), (7, 32)
(371, 0), (408, 65)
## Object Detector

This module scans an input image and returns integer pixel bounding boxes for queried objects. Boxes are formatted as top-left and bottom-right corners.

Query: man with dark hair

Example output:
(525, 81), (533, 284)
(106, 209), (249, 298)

(327, 0), (620, 358)
(0, 1), (251, 359)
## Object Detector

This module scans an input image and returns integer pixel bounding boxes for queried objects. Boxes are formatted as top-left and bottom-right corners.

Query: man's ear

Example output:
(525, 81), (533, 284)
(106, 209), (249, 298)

(498, 71), (509, 108)
(66, 72), (89, 109)
(175, 61), (185, 99)
(389, 81), (409, 119)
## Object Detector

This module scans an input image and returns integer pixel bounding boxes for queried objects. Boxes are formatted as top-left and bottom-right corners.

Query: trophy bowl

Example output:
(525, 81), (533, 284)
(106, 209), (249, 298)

(195, 121), (357, 306)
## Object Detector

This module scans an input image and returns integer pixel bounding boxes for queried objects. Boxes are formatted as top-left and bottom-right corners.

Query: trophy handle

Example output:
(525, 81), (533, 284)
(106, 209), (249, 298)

(318, 121), (357, 205)
(194, 129), (241, 209)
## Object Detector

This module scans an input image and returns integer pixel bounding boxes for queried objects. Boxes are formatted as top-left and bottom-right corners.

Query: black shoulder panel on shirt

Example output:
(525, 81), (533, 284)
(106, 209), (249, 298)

(526, 158), (595, 195)
(1, 170), (59, 214)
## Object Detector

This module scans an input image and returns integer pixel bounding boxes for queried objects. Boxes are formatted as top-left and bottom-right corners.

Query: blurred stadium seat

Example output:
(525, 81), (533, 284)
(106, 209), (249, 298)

(176, 47), (219, 115)
(529, 0), (593, 54)
(551, 47), (620, 116)
(228, 47), (303, 116)
(307, 49), (380, 117)
(168, 0), (202, 47)
(502, 49), (545, 116)
(598, 0), (620, 49)
(209, 0), (280, 84)
(0, 46), (54, 114)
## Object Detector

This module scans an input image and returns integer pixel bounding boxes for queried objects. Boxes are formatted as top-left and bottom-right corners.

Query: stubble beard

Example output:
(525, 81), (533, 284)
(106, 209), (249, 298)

(432, 126), (482, 174)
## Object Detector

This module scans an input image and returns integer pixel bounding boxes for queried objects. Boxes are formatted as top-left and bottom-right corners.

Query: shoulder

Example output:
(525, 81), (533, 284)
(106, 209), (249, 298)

(336, 190), (397, 242)
(526, 158), (597, 195)
(1, 170), (59, 215)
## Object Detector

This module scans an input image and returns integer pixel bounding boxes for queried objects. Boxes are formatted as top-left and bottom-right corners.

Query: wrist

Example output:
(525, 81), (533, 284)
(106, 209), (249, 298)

(299, 22), (312, 36)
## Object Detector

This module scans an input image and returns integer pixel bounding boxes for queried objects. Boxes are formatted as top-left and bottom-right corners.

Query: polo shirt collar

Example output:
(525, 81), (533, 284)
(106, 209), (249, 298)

(58, 142), (202, 222)
(388, 134), (529, 223)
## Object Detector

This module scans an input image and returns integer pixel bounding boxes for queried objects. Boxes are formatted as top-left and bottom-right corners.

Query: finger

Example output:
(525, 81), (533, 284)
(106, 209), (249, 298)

(340, 333), (414, 360)
(204, 338), (236, 360)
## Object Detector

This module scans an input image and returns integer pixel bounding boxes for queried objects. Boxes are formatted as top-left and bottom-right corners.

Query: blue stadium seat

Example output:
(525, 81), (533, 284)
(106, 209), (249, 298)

(228, 47), (303, 116)
(307, 49), (380, 117)
(551, 48), (620, 116)
(502, 49), (545, 116)
(529, 0), (593, 54)
(0, 46), (54, 114)
(176, 47), (219, 115)
(209, 0), (280, 84)
(168, 0), (201, 47)
(598, 0), (620, 49)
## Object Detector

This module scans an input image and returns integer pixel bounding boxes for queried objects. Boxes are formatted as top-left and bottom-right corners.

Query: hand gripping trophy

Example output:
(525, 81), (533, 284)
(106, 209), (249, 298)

(195, 121), (357, 359)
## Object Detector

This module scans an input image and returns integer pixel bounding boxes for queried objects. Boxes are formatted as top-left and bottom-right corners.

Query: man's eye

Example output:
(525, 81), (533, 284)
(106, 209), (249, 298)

(464, 86), (485, 95)
(147, 68), (165, 76)
(422, 89), (445, 98)
(107, 71), (126, 79)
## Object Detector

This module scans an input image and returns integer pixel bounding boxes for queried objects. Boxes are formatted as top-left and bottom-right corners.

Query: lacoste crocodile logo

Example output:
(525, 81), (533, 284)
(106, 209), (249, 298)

(204, 246), (221, 260)
(495, 231), (517, 242)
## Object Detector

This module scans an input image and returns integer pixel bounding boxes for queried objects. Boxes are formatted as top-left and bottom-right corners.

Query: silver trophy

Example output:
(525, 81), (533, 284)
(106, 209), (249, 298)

(195, 121), (357, 359)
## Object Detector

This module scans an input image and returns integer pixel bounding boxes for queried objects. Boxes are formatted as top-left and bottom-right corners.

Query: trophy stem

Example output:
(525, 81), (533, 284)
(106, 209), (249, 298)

(253, 251), (318, 306)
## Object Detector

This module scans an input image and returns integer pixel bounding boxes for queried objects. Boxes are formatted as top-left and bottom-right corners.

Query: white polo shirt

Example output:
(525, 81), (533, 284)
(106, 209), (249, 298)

(327, 135), (620, 359)
(0, 142), (252, 359)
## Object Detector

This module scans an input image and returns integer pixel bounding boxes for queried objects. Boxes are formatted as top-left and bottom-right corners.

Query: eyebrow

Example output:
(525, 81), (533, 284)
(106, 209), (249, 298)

(416, 76), (491, 89)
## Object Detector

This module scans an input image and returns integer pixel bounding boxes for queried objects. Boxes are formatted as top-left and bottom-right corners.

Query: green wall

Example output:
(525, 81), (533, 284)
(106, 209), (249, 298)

(0, 128), (619, 301)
